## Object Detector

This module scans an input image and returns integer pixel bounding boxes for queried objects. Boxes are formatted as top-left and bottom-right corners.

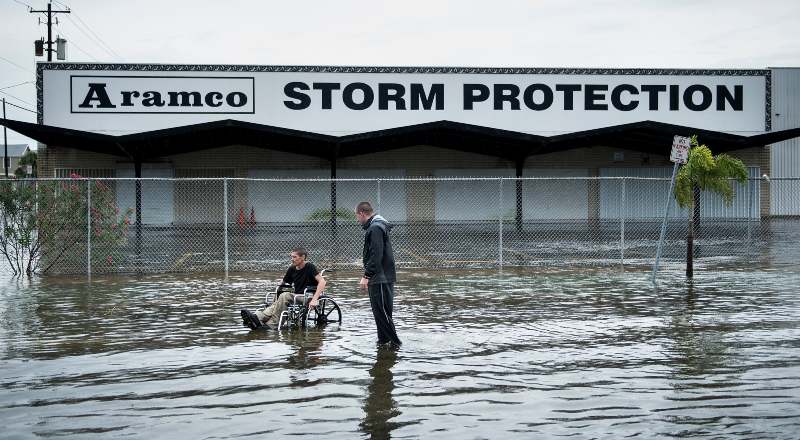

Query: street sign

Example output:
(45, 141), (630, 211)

(654, 134), (691, 284)
(670, 135), (691, 164)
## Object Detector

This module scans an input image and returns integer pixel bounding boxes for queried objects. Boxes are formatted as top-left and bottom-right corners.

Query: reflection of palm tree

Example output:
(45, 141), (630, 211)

(360, 347), (400, 440)
(668, 284), (731, 378)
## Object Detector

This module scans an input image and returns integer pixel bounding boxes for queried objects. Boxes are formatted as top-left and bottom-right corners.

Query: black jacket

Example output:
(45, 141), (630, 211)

(362, 214), (396, 284)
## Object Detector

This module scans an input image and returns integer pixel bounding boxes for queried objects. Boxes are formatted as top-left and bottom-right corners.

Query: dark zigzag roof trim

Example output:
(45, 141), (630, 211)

(3, 118), (799, 163)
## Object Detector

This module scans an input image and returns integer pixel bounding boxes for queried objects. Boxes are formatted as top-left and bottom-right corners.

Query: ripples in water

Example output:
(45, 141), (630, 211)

(1, 268), (799, 439)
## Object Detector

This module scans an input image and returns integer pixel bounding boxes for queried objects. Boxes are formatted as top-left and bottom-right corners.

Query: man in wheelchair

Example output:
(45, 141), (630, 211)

(241, 247), (326, 330)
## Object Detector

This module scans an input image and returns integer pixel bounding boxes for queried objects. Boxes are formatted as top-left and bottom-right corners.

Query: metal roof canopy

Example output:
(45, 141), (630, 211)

(2, 118), (799, 163)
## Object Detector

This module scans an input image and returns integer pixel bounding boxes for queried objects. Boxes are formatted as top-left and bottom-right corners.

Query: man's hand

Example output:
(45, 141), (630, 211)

(308, 298), (319, 308)
(359, 276), (369, 290)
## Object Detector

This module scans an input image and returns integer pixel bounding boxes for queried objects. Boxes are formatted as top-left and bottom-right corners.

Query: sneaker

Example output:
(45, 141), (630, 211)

(240, 309), (263, 330)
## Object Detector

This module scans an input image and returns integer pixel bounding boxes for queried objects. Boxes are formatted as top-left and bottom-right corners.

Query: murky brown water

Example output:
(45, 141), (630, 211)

(1, 267), (799, 439)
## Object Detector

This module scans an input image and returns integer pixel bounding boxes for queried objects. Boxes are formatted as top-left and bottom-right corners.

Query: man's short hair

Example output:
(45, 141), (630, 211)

(356, 201), (374, 214)
(292, 247), (308, 258)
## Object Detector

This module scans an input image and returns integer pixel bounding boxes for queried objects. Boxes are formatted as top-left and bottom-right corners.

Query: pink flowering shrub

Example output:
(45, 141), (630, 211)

(0, 174), (132, 276)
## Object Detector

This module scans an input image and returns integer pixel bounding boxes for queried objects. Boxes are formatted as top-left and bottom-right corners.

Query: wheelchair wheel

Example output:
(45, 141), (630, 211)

(304, 297), (342, 327)
(277, 310), (290, 329)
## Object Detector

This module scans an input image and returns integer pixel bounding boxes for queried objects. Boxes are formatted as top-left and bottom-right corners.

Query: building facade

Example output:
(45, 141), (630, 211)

(15, 63), (800, 222)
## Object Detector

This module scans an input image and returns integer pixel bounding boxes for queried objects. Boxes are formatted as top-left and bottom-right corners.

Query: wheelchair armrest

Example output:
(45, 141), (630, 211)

(266, 283), (295, 305)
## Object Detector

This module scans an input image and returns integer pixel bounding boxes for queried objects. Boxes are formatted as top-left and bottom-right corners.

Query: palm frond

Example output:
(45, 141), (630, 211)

(672, 137), (749, 208)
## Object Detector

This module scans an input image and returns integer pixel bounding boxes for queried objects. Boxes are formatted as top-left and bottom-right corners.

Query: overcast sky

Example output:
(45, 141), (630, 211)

(1, 0), (799, 145)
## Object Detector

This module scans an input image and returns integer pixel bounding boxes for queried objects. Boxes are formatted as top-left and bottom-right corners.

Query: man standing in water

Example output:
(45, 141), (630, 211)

(355, 201), (401, 347)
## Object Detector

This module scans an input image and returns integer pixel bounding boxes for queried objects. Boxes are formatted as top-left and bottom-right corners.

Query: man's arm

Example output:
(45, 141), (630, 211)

(308, 273), (327, 308)
(363, 227), (384, 279)
(282, 267), (293, 285)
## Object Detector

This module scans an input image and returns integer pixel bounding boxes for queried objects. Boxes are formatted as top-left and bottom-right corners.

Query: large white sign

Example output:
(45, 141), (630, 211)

(41, 65), (768, 136)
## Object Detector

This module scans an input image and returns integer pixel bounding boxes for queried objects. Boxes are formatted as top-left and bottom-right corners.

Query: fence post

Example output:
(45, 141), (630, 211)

(620, 178), (625, 271)
(499, 178), (504, 268)
(377, 178), (381, 213)
(87, 178), (91, 279)
(223, 177), (229, 278)
(747, 176), (754, 241)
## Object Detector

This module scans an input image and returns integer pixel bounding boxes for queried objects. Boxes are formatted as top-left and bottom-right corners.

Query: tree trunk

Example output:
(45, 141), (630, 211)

(686, 184), (701, 278)
(686, 210), (694, 278)
(693, 184), (701, 254)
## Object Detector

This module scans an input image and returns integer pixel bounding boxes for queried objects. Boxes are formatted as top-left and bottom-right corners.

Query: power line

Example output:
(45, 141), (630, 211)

(12, 0), (34, 9)
(72, 13), (123, 61)
(0, 56), (34, 74)
(54, 27), (99, 61)
(54, 1), (123, 61)
(0, 81), (34, 91)
(0, 90), (35, 107)
(60, 15), (113, 61)
(3, 101), (36, 114)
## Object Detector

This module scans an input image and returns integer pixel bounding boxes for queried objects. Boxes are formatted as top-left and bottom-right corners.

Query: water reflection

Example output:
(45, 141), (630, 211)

(282, 329), (325, 370)
(667, 280), (733, 377)
(1, 269), (799, 438)
(360, 347), (400, 439)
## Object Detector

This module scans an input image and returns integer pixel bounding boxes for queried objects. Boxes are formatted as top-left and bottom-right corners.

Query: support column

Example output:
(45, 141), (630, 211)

(134, 160), (142, 267)
(330, 151), (338, 264)
(588, 168), (600, 229)
(515, 159), (524, 232)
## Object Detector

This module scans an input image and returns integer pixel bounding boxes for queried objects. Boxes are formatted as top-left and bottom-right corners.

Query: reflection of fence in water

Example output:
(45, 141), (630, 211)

(2, 177), (799, 275)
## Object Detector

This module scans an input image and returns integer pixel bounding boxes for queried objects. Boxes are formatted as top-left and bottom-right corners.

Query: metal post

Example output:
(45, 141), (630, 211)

(515, 160), (524, 232)
(377, 178), (381, 213)
(652, 163), (680, 284)
(498, 178), (504, 268)
(330, 157), (337, 264)
(747, 175), (754, 240)
(134, 161), (142, 266)
(3, 98), (8, 178)
(223, 178), (229, 278)
(87, 179), (91, 279)
(620, 178), (626, 271)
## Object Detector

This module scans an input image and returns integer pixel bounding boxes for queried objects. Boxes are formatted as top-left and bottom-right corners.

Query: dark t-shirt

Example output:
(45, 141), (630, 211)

(282, 262), (320, 294)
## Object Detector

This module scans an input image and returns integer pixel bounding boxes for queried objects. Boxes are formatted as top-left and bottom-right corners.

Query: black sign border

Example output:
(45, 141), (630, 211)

(67, 74), (256, 115)
(38, 63), (771, 130)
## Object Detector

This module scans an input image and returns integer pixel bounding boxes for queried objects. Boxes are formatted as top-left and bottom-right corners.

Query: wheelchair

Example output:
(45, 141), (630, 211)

(265, 269), (342, 330)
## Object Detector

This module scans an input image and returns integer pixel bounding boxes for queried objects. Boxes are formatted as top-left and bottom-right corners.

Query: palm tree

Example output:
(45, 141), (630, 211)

(674, 135), (748, 278)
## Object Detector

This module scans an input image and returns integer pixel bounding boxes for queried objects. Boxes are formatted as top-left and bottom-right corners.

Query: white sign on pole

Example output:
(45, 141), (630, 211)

(670, 135), (691, 164)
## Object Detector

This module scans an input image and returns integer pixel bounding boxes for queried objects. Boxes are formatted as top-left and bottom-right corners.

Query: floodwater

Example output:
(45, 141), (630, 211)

(1, 267), (799, 439)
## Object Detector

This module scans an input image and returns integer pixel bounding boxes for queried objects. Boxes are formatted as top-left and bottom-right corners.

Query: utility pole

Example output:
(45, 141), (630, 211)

(2, 98), (7, 178)
(30, 2), (70, 62)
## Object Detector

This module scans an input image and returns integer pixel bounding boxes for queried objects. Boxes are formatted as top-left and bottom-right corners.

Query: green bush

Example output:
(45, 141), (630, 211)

(304, 207), (356, 222)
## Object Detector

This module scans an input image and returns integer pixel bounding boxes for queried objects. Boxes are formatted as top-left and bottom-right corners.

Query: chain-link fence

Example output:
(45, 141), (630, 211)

(2, 177), (799, 276)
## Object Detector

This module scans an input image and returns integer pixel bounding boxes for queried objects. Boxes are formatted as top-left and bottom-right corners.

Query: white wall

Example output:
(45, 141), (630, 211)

(522, 168), (589, 220)
(770, 68), (800, 215)
(433, 169), (515, 221)
(600, 167), (760, 220)
(116, 168), (175, 224)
